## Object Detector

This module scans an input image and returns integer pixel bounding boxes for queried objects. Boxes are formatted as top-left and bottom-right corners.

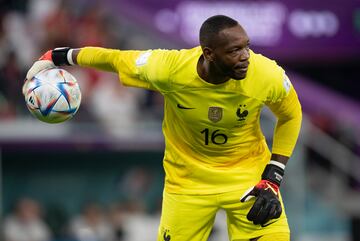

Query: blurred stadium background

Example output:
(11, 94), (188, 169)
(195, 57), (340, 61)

(0, 0), (359, 241)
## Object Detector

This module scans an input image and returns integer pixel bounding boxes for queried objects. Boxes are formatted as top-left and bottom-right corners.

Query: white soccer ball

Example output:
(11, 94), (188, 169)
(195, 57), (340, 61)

(23, 68), (81, 123)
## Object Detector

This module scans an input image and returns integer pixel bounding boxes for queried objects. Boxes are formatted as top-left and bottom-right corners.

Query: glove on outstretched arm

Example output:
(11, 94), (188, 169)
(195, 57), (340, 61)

(25, 47), (74, 81)
(240, 161), (285, 225)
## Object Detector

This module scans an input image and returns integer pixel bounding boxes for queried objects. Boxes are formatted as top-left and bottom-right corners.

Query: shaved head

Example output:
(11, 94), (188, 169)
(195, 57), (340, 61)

(199, 15), (239, 48)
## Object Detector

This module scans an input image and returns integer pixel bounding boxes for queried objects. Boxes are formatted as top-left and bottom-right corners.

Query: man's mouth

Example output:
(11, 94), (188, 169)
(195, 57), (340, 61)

(234, 62), (249, 72)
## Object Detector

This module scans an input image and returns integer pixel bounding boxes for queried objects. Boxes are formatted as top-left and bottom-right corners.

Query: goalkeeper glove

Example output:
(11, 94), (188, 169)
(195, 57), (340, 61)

(25, 47), (74, 81)
(240, 161), (285, 225)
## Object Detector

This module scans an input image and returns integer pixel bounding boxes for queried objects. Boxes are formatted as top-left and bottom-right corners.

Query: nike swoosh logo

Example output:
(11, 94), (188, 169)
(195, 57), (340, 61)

(177, 104), (195, 110)
(261, 220), (278, 227)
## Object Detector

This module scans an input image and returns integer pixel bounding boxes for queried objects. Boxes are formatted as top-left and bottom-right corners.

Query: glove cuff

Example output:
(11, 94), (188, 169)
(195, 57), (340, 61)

(261, 162), (285, 186)
(52, 47), (72, 66)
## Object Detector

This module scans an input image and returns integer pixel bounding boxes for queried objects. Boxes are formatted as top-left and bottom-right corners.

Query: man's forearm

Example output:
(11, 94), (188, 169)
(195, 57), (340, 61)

(72, 47), (122, 73)
(72, 48), (81, 65)
(270, 153), (289, 166)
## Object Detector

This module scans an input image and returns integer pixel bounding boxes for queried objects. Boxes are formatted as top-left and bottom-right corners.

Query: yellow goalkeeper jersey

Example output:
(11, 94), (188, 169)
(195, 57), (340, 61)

(77, 46), (302, 194)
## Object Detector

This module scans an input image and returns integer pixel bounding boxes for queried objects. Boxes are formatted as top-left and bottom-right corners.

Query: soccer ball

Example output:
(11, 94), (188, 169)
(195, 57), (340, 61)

(23, 68), (81, 123)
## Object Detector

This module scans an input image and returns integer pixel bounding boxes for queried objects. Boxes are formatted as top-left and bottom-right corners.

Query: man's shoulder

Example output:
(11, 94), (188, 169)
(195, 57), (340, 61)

(176, 46), (202, 59)
(243, 51), (285, 101)
(251, 50), (280, 71)
(166, 46), (201, 75)
(250, 50), (284, 82)
(152, 46), (201, 56)
(150, 46), (201, 67)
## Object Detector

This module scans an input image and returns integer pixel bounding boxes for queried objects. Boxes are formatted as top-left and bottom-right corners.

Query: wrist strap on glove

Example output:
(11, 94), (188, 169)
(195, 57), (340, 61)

(261, 161), (285, 187)
(52, 47), (72, 66)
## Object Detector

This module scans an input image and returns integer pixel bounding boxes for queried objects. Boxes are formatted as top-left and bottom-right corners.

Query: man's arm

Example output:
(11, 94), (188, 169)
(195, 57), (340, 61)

(26, 47), (156, 90)
(26, 47), (126, 80)
(268, 86), (302, 160)
(26, 46), (177, 96)
(240, 86), (302, 225)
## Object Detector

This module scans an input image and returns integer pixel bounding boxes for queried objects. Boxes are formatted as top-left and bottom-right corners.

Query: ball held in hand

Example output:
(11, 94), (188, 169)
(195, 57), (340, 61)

(23, 68), (81, 124)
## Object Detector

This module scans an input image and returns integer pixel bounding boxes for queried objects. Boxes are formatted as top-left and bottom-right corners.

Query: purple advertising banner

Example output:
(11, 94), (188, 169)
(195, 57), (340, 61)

(110, 0), (360, 61)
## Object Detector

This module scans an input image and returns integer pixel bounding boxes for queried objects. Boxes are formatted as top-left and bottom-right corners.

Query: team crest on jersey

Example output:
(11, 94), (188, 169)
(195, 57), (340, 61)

(236, 104), (248, 121)
(208, 107), (223, 123)
(162, 228), (171, 241)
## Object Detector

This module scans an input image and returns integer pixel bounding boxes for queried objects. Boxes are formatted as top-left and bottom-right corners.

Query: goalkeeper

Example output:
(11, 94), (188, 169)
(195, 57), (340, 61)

(26, 15), (302, 241)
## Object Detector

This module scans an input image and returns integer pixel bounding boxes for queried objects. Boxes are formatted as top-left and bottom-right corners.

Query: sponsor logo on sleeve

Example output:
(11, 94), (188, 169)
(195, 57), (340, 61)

(283, 74), (291, 93)
(135, 51), (152, 66)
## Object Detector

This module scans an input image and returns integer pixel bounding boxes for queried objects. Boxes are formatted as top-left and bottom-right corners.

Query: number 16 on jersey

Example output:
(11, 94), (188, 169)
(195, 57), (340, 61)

(200, 128), (228, 145)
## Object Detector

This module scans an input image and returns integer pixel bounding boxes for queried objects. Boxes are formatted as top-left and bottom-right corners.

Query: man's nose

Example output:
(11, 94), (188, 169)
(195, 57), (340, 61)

(240, 49), (250, 61)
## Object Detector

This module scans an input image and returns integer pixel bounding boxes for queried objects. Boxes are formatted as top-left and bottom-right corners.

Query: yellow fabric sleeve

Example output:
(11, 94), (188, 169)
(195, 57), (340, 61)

(76, 47), (155, 90)
(77, 47), (127, 72)
(266, 87), (302, 157)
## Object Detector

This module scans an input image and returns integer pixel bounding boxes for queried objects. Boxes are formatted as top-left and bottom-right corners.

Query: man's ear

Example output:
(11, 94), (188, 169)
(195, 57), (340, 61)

(202, 47), (214, 62)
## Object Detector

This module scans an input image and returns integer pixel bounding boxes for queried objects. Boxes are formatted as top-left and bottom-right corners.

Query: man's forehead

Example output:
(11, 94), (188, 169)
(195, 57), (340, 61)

(216, 25), (249, 46)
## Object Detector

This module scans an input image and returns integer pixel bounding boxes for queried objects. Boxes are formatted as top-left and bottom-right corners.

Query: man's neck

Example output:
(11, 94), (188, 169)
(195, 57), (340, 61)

(197, 55), (230, 85)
